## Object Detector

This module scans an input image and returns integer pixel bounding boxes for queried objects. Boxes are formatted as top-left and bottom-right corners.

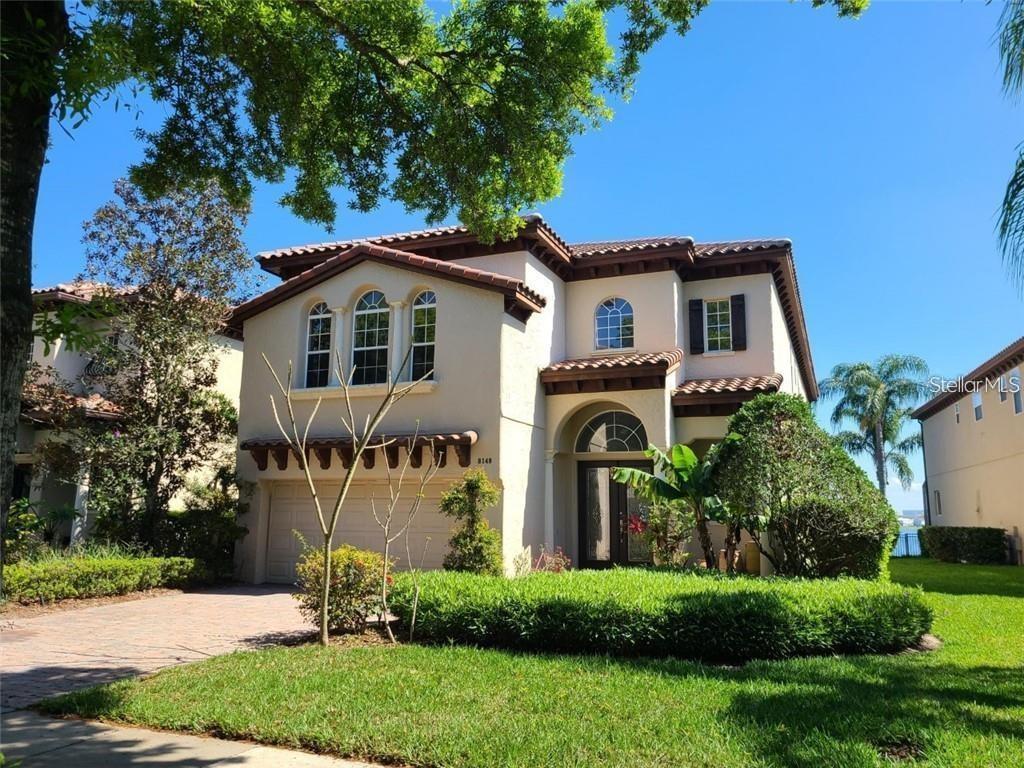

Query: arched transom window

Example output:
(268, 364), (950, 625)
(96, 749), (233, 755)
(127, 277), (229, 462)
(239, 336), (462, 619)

(595, 298), (634, 350)
(411, 290), (436, 381)
(576, 411), (647, 453)
(305, 302), (331, 388)
(352, 291), (389, 385)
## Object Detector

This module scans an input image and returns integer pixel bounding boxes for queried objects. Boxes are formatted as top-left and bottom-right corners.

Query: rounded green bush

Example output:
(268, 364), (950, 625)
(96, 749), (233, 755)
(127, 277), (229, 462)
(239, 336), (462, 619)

(390, 569), (932, 663)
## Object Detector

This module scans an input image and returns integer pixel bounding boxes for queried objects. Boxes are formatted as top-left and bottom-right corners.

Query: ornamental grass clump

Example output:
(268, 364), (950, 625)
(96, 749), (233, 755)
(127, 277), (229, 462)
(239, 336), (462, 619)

(389, 568), (932, 663)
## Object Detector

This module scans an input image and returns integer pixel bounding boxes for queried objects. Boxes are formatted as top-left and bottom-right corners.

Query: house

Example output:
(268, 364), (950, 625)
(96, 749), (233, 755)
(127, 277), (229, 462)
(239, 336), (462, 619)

(15, 281), (244, 543)
(229, 215), (817, 582)
(912, 337), (1024, 561)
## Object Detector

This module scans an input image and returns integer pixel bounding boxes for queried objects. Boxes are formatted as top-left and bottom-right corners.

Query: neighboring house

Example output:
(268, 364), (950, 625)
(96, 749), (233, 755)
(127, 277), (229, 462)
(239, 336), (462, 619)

(15, 281), (244, 544)
(230, 215), (817, 583)
(912, 337), (1024, 562)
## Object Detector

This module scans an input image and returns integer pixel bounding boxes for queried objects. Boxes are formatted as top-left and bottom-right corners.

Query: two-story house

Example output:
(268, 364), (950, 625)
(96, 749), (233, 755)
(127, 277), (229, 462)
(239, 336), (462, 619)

(16, 281), (244, 543)
(229, 215), (817, 582)
(912, 337), (1023, 561)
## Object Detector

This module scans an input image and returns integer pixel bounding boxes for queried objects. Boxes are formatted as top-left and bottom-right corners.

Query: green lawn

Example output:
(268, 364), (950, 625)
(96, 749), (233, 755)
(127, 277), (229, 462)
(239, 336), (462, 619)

(41, 559), (1024, 768)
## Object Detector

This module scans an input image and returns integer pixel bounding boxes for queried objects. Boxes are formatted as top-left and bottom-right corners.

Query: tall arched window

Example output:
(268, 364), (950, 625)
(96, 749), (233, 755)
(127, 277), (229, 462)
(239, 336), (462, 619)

(595, 298), (634, 350)
(305, 302), (332, 388)
(411, 290), (437, 381)
(352, 291), (389, 385)
(575, 411), (647, 452)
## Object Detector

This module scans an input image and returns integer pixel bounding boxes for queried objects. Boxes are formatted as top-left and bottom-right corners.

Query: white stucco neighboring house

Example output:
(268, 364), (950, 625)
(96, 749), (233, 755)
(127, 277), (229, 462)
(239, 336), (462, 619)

(912, 337), (1024, 562)
(15, 281), (244, 543)
(229, 216), (818, 583)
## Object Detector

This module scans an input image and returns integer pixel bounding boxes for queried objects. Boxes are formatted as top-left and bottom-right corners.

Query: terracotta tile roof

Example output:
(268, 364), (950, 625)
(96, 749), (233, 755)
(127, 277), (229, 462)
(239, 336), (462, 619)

(257, 213), (572, 267)
(32, 281), (137, 304)
(569, 237), (693, 258)
(673, 373), (783, 398)
(229, 243), (546, 335)
(912, 336), (1024, 420)
(694, 239), (791, 258)
(76, 393), (122, 419)
(542, 349), (683, 374)
(22, 391), (121, 423)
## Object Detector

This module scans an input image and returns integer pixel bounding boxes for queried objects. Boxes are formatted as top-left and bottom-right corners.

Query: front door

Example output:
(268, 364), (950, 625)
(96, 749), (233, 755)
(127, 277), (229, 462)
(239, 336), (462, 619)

(577, 460), (652, 568)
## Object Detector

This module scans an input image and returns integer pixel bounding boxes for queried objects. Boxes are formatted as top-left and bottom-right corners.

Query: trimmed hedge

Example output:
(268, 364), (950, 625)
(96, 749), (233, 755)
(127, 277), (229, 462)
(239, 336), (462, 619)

(4, 555), (210, 604)
(919, 526), (1006, 564)
(390, 569), (932, 663)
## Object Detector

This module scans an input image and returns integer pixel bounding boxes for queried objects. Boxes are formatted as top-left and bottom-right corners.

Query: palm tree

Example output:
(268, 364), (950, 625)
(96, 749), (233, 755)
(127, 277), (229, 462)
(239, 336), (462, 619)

(997, 1), (1023, 288)
(818, 354), (929, 497)
(612, 442), (731, 570)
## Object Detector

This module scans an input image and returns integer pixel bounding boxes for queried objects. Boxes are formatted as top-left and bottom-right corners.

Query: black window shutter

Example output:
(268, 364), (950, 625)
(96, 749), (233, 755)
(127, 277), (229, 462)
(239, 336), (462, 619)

(731, 294), (747, 351)
(688, 299), (704, 354)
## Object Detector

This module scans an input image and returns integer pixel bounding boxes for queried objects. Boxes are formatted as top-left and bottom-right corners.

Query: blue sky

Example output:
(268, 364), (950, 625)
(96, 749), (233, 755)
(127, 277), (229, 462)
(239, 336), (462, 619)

(32, 2), (1021, 512)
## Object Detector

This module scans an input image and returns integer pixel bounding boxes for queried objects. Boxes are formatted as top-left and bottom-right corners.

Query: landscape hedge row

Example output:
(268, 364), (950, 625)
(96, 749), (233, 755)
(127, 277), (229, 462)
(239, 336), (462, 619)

(919, 526), (1006, 564)
(4, 555), (210, 604)
(390, 569), (932, 663)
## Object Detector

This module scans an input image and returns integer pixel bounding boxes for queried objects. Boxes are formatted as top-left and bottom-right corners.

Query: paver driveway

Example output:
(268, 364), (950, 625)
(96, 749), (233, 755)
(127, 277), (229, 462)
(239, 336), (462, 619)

(0, 585), (307, 711)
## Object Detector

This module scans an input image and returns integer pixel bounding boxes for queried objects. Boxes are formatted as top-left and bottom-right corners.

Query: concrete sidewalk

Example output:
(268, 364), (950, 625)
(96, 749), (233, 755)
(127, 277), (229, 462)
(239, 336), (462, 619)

(1, 710), (380, 767)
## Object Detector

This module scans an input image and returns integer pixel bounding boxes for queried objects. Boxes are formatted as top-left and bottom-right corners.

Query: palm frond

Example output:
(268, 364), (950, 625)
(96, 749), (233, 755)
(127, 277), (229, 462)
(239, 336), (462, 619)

(611, 465), (683, 503)
(886, 452), (915, 491)
(998, 144), (1024, 290)
(999, 0), (1024, 98)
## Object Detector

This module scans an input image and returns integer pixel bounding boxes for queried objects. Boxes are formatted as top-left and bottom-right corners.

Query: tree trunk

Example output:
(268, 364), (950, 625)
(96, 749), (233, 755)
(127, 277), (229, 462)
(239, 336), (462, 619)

(873, 421), (887, 496)
(0, 1), (67, 594)
(319, 537), (331, 646)
(694, 504), (716, 569)
(724, 523), (738, 574)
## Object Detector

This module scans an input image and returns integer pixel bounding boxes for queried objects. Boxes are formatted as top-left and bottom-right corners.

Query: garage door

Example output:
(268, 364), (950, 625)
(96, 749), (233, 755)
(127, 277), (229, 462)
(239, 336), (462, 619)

(266, 481), (452, 584)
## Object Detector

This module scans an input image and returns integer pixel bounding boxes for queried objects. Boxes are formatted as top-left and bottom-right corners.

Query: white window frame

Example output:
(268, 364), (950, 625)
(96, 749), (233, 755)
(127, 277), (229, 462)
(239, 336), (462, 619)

(972, 391), (983, 421)
(594, 297), (634, 351)
(704, 298), (732, 354)
(351, 291), (390, 386)
(410, 290), (437, 381)
(999, 375), (1008, 402)
(1012, 368), (1022, 415)
(304, 302), (332, 388)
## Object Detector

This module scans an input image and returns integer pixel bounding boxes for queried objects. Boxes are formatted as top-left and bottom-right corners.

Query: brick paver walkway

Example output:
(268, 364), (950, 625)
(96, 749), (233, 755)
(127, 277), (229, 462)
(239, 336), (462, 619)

(0, 585), (308, 711)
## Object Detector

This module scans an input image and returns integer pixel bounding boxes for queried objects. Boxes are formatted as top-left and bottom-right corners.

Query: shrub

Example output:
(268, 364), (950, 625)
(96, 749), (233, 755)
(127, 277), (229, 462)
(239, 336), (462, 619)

(293, 543), (385, 634)
(919, 526), (1006, 564)
(3, 498), (45, 564)
(4, 553), (208, 604)
(716, 393), (898, 579)
(440, 469), (503, 576)
(389, 569), (932, 663)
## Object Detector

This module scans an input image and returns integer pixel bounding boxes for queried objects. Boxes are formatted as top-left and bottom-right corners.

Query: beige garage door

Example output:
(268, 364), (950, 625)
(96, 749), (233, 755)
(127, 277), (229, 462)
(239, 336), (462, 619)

(266, 481), (452, 584)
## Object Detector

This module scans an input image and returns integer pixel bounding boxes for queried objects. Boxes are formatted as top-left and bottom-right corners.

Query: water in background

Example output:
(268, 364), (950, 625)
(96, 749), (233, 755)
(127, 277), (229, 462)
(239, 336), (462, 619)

(892, 527), (922, 557)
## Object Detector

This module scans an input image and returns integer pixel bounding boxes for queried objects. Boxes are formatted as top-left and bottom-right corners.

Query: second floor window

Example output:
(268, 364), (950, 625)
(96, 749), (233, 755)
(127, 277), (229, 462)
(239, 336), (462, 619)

(595, 297), (634, 350)
(705, 299), (732, 352)
(352, 291), (389, 385)
(972, 391), (983, 421)
(305, 302), (331, 388)
(411, 290), (436, 381)
(1012, 368), (1022, 415)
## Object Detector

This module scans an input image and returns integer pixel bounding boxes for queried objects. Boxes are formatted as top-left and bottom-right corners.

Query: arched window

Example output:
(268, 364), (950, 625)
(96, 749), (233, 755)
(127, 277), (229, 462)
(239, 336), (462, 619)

(352, 291), (390, 385)
(305, 302), (332, 388)
(575, 411), (647, 452)
(411, 290), (436, 381)
(595, 298), (634, 350)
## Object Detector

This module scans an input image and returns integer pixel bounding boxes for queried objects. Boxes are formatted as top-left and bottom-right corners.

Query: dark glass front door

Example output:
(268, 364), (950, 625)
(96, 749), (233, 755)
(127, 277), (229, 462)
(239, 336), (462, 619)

(577, 460), (652, 568)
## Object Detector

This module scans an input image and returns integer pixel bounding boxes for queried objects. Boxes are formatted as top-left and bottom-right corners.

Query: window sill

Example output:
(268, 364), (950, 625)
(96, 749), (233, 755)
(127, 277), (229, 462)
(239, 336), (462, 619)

(591, 347), (636, 356)
(290, 380), (438, 399)
(702, 350), (735, 358)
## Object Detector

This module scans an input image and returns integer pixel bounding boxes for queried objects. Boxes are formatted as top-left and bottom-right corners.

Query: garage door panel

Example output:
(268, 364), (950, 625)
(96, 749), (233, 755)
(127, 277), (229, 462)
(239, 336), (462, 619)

(266, 482), (452, 583)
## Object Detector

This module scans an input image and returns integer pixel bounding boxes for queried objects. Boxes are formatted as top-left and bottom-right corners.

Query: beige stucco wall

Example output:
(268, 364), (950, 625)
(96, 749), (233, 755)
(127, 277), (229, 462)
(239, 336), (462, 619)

(921, 381), (1024, 540)
(564, 272), (680, 359)
(212, 335), (244, 407)
(679, 274), (776, 382)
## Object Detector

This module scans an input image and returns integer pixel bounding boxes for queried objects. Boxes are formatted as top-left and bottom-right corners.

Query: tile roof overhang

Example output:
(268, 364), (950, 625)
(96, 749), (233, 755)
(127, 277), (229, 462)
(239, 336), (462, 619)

(240, 430), (478, 471)
(32, 281), (139, 308)
(672, 373), (783, 417)
(911, 336), (1024, 420)
(540, 349), (683, 395)
(227, 243), (547, 337)
(22, 392), (122, 424)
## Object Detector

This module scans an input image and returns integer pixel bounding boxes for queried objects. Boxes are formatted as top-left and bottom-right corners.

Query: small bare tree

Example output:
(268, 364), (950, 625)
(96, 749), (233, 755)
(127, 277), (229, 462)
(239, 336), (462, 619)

(369, 422), (441, 643)
(264, 348), (427, 646)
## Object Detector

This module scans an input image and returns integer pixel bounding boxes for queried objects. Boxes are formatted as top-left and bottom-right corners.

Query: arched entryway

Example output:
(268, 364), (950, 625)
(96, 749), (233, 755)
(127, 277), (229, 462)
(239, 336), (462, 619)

(551, 405), (654, 568)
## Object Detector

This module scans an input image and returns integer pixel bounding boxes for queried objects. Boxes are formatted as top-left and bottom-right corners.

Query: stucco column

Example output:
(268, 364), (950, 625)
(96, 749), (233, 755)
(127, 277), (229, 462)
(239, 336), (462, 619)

(70, 472), (90, 544)
(544, 450), (556, 550)
(248, 479), (273, 584)
(389, 300), (407, 380)
(331, 306), (348, 384)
